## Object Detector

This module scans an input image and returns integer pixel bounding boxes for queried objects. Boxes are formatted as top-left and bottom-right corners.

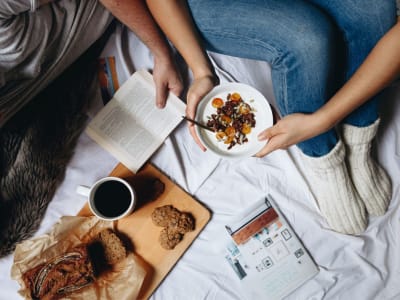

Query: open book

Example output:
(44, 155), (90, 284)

(86, 70), (186, 173)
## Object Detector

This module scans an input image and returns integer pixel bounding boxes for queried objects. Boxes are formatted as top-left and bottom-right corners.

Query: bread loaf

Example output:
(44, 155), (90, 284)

(22, 245), (95, 300)
(97, 228), (127, 265)
(22, 228), (128, 299)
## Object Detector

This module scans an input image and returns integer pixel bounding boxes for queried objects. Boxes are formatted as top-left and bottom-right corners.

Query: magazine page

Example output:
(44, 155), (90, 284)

(224, 196), (319, 300)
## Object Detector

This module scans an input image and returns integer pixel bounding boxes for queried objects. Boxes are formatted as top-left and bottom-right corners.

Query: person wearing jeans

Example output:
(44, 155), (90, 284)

(146, 0), (397, 234)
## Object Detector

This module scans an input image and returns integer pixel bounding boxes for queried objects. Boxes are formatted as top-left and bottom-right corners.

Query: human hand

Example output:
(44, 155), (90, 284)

(255, 112), (326, 157)
(152, 54), (184, 108)
(186, 75), (219, 151)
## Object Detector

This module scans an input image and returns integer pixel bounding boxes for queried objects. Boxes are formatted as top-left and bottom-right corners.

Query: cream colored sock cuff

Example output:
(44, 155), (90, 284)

(342, 118), (380, 145)
(300, 139), (344, 170)
(299, 139), (367, 234)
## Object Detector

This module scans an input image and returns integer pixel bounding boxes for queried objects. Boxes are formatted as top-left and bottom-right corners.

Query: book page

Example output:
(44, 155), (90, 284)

(86, 102), (161, 172)
(86, 70), (186, 173)
(115, 71), (185, 137)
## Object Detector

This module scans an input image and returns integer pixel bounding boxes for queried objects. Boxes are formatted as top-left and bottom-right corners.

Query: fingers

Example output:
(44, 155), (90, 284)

(185, 88), (211, 152)
(185, 97), (197, 119)
(185, 101), (201, 150)
(155, 81), (168, 109)
(186, 90), (204, 119)
(257, 125), (279, 141)
(185, 75), (217, 151)
(188, 122), (207, 151)
(155, 77), (184, 109)
(186, 87), (209, 152)
(170, 82), (184, 99)
(255, 137), (282, 157)
(186, 103), (207, 151)
(255, 124), (286, 157)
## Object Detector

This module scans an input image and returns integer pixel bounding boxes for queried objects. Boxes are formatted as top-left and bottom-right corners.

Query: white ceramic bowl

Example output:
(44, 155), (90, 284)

(195, 83), (273, 158)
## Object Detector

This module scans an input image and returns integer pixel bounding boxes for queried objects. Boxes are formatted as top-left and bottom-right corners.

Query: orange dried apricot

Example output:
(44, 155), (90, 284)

(220, 115), (232, 124)
(241, 123), (252, 134)
(230, 92), (242, 102)
(211, 97), (224, 108)
(225, 126), (236, 137)
(224, 136), (234, 144)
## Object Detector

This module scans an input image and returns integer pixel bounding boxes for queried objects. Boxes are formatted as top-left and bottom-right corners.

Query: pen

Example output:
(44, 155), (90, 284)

(181, 116), (215, 132)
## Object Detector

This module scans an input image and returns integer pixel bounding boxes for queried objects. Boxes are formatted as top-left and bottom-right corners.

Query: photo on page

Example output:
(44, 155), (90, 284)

(223, 196), (319, 300)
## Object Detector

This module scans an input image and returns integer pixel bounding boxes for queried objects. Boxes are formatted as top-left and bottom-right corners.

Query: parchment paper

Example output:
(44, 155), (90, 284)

(11, 216), (146, 300)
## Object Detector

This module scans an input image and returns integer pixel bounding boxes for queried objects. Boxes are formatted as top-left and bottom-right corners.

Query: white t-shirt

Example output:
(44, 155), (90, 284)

(0, 0), (113, 127)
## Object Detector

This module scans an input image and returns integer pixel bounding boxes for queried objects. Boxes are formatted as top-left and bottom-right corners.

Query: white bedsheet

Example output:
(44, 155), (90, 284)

(1, 25), (400, 300)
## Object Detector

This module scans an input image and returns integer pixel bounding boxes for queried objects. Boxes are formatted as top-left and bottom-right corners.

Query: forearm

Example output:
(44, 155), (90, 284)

(146, 0), (214, 79)
(316, 21), (400, 129)
(99, 0), (173, 63)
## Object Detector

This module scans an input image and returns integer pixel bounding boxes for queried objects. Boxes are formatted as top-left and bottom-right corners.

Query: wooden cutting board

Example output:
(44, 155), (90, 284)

(78, 162), (211, 299)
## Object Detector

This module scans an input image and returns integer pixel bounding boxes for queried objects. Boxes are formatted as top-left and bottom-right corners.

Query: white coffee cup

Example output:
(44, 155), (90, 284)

(76, 177), (136, 221)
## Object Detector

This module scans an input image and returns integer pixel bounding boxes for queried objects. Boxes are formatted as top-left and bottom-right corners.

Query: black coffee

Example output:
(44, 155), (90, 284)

(93, 181), (131, 218)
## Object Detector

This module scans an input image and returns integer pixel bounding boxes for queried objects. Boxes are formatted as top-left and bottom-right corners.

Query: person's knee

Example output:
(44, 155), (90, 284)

(274, 11), (336, 78)
(288, 22), (335, 65)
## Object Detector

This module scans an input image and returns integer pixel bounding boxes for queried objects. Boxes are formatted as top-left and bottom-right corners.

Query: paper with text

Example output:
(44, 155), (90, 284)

(86, 70), (186, 173)
(224, 197), (319, 300)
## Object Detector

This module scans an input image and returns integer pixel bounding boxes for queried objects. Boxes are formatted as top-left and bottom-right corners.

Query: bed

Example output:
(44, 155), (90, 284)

(1, 24), (400, 300)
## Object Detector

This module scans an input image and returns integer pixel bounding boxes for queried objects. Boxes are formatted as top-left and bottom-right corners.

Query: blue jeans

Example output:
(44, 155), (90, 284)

(186, 0), (397, 157)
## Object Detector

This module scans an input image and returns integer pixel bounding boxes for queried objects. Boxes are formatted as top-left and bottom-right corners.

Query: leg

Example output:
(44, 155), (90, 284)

(187, 0), (339, 157)
(187, 0), (367, 234)
(342, 119), (392, 216)
(310, 0), (396, 216)
(310, 0), (397, 126)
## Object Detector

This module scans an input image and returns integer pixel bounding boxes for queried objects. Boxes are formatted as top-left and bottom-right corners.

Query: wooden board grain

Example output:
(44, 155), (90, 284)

(78, 163), (211, 299)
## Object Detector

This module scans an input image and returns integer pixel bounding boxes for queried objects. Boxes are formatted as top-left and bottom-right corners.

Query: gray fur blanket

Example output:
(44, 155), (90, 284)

(0, 25), (113, 257)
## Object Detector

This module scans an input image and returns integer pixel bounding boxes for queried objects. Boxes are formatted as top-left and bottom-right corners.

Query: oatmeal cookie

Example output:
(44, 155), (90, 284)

(159, 227), (183, 250)
(168, 212), (195, 233)
(151, 205), (181, 227)
(176, 212), (195, 234)
(152, 204), (196, 250)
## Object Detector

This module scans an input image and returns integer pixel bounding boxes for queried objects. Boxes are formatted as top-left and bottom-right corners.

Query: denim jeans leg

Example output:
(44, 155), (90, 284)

(187, 0), (340, 157)
(310, 0), (397, 126)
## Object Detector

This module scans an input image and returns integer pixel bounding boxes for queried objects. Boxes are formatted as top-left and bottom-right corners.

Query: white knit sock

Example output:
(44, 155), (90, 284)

(299, 139), (367, 235)
(342, 119), (392, 216)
